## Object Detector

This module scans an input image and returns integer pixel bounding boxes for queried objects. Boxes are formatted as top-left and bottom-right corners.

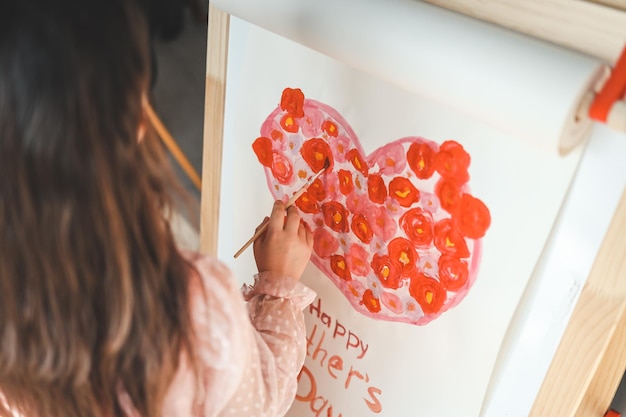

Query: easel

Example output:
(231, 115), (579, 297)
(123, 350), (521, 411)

(199, 4), (626, 415)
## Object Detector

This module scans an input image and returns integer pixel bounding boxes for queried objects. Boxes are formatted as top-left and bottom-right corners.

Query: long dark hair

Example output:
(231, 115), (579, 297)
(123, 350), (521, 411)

(0, 1), (196, 416)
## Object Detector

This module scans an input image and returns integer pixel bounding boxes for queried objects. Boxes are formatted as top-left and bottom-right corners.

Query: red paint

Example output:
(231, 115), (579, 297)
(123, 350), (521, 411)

(407, 141), (436, 179)
(337, 169), (354, 195)
(346, 148), (368, 176)
(409, 272), (446, 314)
(454, 193), (491, 239)
(438, 255), (469, 291)
(387, 237), (418, 277)
(254, 87), (491, 325)
(330, 255), (351, 281)
(322, 201), (350, 233)
(361, 289), (381, 313)
(371, 254), (402, 289)
(367, 174), (387, 204)
(351, 214), (373, 244)
(280, 87), (305, 118)
(433, 219), (470, 258)
(388, 176), (420, 207)
(400, 208), (434, 248)
(252, 136), (273, 167)
(434, 140), (470, 183)
(301, 138), (334, 173)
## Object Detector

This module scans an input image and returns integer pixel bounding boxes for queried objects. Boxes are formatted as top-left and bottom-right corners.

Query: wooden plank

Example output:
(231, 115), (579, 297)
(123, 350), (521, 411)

(422, 0), (626, 63)
(587, 0), (626, 12)
(529, 188), (626, 417)
(199, 5), (230, 256)
(574, 307), (626, 417)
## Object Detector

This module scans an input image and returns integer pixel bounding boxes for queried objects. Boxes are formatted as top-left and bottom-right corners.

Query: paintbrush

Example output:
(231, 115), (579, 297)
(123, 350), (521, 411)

(233, 158), (330, 258)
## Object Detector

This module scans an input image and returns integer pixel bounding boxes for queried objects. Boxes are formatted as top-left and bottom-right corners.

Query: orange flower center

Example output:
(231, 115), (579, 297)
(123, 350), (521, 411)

(399, 251), (410, 265)
(425, 291), (434, 304)
(396, 189), (411, 198)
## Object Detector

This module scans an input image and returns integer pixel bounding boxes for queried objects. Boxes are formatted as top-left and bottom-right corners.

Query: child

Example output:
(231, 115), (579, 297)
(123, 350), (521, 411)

(0, 1), (314, 417)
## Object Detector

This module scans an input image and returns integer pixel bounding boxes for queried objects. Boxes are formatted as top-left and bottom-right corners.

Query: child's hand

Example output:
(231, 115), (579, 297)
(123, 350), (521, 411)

(253, 200), (313, 283)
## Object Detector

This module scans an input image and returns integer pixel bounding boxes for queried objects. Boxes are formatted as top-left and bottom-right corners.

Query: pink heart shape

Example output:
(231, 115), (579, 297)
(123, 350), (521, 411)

(253, 88), (491, 325)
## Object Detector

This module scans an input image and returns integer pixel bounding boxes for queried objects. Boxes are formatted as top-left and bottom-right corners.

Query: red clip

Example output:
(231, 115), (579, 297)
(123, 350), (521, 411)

(605, 409), (621, 417)
(589, 45), (626, 123)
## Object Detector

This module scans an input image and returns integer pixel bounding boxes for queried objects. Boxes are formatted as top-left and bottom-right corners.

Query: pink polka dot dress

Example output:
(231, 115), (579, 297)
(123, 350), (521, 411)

(160, 253), (316, 417)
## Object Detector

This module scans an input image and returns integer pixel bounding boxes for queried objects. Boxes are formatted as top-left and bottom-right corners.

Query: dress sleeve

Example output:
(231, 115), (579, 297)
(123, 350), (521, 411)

(187, 255), (316, 417)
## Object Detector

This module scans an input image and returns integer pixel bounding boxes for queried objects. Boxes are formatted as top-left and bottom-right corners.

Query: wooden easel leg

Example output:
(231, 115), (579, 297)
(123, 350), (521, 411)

(199, 5), (229, 256)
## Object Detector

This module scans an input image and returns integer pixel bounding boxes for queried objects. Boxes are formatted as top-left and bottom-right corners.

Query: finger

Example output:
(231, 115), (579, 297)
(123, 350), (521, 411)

(297, 220), (307, 241)
(284, 205), (301, 233)
(255, 217), (270, 233)
(267, 200), (286, 232)
(305, 225), (314, 248)
(253, 217), (270, 243)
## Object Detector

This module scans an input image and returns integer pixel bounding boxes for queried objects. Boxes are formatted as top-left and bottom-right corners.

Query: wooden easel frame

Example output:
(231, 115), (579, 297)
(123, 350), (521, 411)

(199, 5), (626, 415)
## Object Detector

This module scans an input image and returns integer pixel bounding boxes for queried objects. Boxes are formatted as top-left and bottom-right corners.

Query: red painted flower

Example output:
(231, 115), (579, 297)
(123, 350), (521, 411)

(365, 204), (397, 241)
(351, 214), (373, 244)
(381, 291), (404, 314)
(433, 218), (470, 258)
(295, 191), (319, 214)
(372, 142), (406, 176)
(280, 87), (305, 118)
(454, 193), (491, 239)
(389, 177), (420, 207)
(252, 136), (273, 167)
(435, 178), (462, 213)
(270, 129), (283, 141)
(400, 208), (434, 247)
(330, 254), (351, 281)
(361, 289), (381, 313)
(338, 169), (354, 195)
(313, 228), (338, 258)
(321, 120), (339, 137)
(407, 141), (436, 179)
(438, 255), (469, 291)
(308, 177), (327, 201)
(263, 151), (293, 185)
(321, 201), (349, 233)
(409, 272), (446, 314)
(367, 174), (387, 204)
(387, 237), (418, 276)
(280, 114), (299, 133)
(301, 138), (333, 173)
(367, 205), (397, 241)
(434, 140), (470, 184)
(346, 148), (368, 176)
(371, 254), (403, 289)
(347, 244), (370, 277)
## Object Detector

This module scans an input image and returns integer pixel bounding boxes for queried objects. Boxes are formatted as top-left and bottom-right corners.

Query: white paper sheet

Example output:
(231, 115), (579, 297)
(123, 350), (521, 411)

(217, 18), (589, 416)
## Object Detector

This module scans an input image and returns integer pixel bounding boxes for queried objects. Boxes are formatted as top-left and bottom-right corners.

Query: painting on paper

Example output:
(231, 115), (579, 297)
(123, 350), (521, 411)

(252, 88), (491, 325)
